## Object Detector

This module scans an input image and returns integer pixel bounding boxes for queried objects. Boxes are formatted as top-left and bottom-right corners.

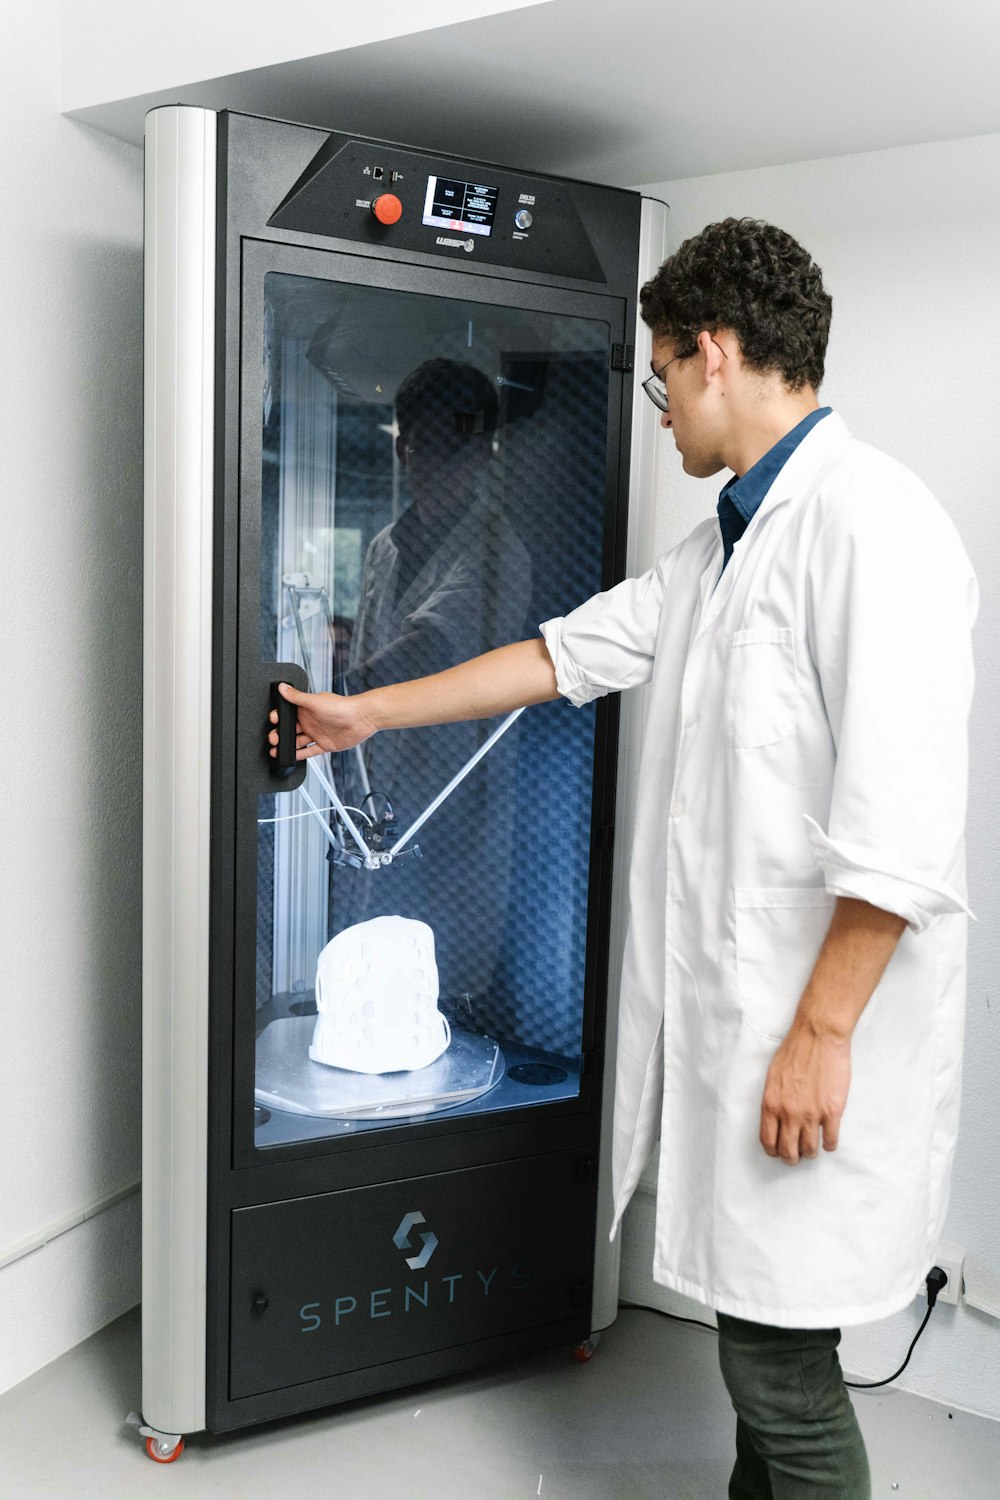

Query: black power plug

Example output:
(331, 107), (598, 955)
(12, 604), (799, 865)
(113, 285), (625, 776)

(925, 1265), (949, 1308)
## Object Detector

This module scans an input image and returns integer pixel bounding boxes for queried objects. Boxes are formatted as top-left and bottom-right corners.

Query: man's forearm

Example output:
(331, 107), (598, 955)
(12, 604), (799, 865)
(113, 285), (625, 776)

(364, 637), (560, 731)
(270, 638), (560, 762)
(760, 895), (908, 1163)
(793, 896), (908, 1041)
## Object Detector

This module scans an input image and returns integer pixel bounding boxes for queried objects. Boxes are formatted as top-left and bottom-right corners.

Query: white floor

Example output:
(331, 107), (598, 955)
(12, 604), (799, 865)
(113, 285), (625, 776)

(1, 1306), (998, 1498)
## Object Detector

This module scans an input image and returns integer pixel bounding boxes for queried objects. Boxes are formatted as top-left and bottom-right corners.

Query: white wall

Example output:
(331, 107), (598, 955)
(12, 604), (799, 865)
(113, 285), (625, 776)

(0, 4), (144, 1393)
(621, 132), (1000, 1420)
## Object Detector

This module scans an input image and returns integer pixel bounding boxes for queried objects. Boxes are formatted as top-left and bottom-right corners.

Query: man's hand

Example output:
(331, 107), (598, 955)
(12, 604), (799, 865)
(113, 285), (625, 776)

(759, 1024), (852, 1164)
(267, 682), (377, 761)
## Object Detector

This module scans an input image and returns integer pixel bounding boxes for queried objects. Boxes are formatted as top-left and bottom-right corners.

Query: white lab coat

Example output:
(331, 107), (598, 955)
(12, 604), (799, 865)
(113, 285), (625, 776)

(541, 414), (977, 1327)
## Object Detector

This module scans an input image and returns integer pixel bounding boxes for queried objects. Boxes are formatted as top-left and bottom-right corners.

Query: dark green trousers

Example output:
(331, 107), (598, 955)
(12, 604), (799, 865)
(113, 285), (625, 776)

(715, 1313), (871, 1499)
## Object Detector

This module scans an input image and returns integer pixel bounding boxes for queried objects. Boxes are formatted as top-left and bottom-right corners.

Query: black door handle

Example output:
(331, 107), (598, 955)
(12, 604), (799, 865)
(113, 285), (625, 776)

(259, 662), (308, 792)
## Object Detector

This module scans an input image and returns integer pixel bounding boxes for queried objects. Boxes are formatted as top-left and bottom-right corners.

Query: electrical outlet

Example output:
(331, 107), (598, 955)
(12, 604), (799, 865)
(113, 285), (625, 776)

(921, 1244), (965, 1306)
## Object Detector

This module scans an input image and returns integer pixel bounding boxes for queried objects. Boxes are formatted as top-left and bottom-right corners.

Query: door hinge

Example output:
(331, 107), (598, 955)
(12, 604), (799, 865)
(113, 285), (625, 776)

(611, 342), (634, 373)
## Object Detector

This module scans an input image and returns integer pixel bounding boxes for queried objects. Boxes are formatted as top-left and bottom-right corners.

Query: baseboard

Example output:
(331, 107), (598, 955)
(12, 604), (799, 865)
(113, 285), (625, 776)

(0, 1190), (140, 1396)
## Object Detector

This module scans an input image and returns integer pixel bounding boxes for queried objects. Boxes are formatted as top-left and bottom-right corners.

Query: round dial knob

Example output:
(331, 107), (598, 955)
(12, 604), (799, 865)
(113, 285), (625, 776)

(514, 209), (533, 230)
(372, 193), (403, 226)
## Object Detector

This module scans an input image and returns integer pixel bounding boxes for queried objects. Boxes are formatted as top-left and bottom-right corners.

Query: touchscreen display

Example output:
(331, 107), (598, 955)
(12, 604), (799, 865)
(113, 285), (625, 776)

(422, 175), (499, 237)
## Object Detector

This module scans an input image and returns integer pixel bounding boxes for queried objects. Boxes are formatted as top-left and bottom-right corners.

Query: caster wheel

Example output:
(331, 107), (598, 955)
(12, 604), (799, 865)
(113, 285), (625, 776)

(145, 1435), (185, 1463)
(572, 1335), (600, 1362)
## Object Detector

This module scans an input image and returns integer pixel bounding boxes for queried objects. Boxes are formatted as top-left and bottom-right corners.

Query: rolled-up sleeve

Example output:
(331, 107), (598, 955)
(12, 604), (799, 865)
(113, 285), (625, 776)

(805, 476), (978, 932)
(540, 563), (666, 707)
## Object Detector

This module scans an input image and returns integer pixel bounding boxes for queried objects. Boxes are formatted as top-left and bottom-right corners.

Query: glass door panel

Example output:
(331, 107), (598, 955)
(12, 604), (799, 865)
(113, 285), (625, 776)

(253, 267), (615, 1147)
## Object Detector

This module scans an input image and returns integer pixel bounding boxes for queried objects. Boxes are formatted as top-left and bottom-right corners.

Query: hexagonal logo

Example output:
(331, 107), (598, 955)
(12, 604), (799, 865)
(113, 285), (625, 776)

(392, 1211), (439, 1271)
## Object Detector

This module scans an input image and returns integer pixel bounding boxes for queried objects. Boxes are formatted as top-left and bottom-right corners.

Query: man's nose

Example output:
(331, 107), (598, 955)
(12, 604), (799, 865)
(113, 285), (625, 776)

(660, 411), (672, 430)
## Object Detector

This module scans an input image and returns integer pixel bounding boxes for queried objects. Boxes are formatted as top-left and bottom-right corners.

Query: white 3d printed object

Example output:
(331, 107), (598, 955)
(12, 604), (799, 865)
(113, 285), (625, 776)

(309, 915), (451, 1074)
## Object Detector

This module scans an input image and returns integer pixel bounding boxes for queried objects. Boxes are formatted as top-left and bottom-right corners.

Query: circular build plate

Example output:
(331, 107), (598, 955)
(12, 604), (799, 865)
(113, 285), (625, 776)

(255, 1017), (505, 1120)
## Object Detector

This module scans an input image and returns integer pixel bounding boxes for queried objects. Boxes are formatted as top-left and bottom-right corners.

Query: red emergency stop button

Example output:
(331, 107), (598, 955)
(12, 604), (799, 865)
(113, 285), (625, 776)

(372, 194), (403, 226)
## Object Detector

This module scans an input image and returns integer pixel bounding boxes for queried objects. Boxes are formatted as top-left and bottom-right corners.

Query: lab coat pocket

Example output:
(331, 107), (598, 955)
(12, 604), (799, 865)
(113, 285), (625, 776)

(735, 887), (838, 1043)
(725, 627), (797, 748)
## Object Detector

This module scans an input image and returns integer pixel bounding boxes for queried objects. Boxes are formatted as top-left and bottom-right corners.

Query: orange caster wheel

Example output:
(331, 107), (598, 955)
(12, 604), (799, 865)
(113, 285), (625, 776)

(145, 1435), (185, 1463)
(572, 1334), (601, 1362)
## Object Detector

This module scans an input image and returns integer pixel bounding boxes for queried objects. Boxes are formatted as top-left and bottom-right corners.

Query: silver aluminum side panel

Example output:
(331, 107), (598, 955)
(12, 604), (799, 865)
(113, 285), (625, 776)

(142, 104), (217, 1435)
(592, 195), (668, 1331)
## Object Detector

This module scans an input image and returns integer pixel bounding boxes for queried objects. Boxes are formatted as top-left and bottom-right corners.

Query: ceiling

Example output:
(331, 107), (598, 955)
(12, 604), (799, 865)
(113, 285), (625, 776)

(68, 0), (1000, 185)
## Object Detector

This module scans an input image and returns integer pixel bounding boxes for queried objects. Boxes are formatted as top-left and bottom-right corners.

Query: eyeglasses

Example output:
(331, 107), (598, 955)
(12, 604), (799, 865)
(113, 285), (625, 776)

(641, 338), (728, 412)
(642, 356), (679, 412)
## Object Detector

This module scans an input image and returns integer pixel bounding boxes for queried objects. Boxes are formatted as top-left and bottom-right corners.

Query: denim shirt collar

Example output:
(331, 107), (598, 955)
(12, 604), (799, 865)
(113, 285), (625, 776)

(718, 406), (833, 568)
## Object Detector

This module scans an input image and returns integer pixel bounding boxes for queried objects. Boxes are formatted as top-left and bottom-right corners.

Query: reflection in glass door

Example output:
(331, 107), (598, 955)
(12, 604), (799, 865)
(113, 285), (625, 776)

(254, 271), (615, 1145)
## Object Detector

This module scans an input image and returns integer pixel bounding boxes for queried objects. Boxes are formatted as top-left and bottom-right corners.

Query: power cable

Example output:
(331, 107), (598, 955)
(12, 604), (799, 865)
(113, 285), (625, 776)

(845, 1266), (947, 1390)
(619, 1263), (949, 1392)
(618, 1301), (717, 1335)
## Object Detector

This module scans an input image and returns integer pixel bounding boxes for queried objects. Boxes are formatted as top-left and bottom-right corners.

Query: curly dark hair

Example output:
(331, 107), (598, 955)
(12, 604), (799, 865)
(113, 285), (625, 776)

(639, 218), (832, 391)
(395, 358), (498, 449)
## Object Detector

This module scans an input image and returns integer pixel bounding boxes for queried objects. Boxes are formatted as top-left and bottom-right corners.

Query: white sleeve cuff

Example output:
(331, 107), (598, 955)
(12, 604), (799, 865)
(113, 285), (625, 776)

(538, 618), (608, 707)
(803, 815), (974, 934)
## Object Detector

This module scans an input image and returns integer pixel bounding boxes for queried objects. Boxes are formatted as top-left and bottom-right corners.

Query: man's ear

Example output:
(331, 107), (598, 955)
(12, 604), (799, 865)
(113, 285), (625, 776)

(395, 433), (408, 465)
(697, 329), (727, 384)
